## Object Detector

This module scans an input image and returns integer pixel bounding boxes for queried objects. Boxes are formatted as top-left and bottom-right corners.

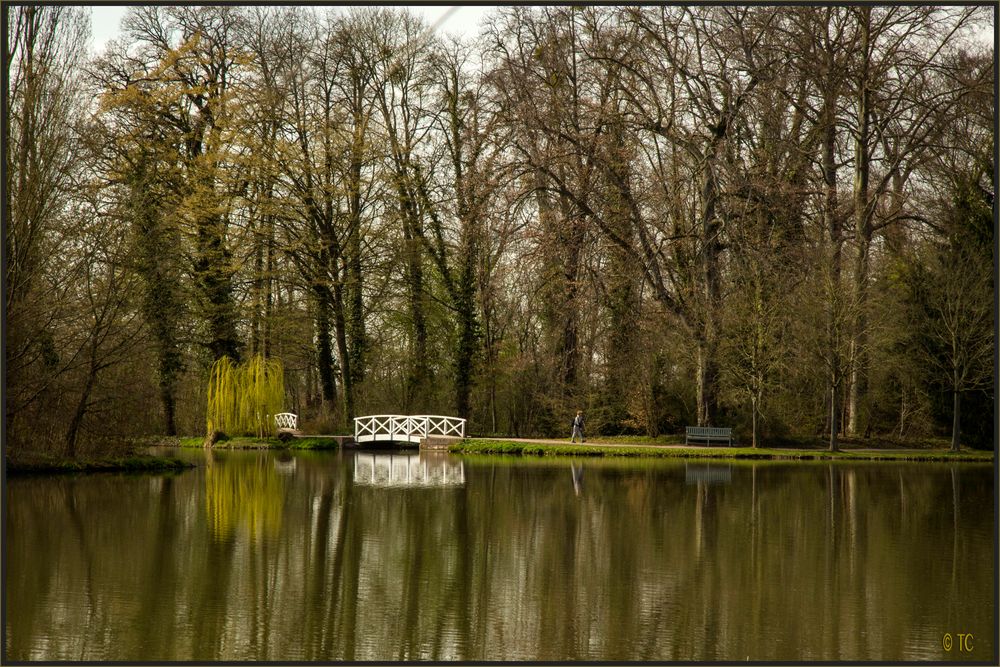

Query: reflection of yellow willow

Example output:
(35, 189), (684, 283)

(205, 456), (284, 541)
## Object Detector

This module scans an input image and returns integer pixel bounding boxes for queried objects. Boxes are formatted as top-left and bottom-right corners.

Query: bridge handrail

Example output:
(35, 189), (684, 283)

(354, 414), (466, 442)
(274, 412), (298, 430)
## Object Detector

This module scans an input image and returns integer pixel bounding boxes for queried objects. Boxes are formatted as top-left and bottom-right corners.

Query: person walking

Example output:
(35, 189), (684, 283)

(571, 410), (585, 443)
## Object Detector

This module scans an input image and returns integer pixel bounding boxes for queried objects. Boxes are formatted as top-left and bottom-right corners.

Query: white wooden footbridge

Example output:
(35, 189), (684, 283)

(353, 414), (466, 445)
(273, 412), (466, 448)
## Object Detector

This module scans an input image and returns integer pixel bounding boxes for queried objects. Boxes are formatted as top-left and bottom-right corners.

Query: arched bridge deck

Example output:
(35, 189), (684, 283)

(354, 414), (466, 445)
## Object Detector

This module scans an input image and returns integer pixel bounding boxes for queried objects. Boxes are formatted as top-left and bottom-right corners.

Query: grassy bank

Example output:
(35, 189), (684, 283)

(524, 433), (960, 450)
(176, 436), (341, 450)
(450, 439), (993, 462)
(7, 454), (195, 475)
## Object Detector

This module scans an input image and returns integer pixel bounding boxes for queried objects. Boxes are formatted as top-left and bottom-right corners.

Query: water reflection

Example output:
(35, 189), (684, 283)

(4, 455), (994, 662)
(273, 451), (297, 475)
(352, 452), (465, 487)
(570, 462), (584, 495)
(204, 451), (285, 541)
(684, 462), (733, 485)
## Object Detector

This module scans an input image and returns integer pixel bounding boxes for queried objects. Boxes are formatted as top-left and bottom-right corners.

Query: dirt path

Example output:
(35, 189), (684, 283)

(472, 437), (692, 450)
(466, 438), (980, 456)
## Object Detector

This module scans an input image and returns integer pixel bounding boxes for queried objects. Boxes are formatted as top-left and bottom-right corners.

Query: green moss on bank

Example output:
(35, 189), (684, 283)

(7, 455), (195, 475)
(450, 439), (993, 462)
(286, 437), (342, 450)
(177, 435), (341, 450)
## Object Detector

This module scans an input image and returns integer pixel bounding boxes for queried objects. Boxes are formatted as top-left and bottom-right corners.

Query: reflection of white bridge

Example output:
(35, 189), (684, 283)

(353, 415), (466, 444)
(352, 453), (465, 487)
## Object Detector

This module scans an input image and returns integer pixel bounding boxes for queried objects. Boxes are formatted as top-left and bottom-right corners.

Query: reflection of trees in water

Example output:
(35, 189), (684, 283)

(4, 460), (994, 661)
(435, 462), (993, 661)
(204, 452), (285, 540)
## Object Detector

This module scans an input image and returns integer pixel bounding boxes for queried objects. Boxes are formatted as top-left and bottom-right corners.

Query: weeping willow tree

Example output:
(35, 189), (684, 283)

(206, 354), (285, 438)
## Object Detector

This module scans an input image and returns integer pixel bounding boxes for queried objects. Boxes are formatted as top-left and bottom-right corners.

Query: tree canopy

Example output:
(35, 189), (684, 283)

(4, 5), (994, 455)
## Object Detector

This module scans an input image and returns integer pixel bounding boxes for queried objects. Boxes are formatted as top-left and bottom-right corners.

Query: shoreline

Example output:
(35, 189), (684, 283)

(11, 435), (988, 473)
(7, 454), (195, 476)
(176, 436), (342, 450)
(449, 438), (994, 462)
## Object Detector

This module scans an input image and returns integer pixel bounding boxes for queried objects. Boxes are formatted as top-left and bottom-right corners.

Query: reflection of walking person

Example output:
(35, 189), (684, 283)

(571, 410), (585, 443)
(570, 462), (584, 496)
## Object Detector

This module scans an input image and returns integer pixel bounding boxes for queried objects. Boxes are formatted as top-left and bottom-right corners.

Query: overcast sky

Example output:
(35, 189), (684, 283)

(90, 4), (993, 56)
(89, 5), (496, 53)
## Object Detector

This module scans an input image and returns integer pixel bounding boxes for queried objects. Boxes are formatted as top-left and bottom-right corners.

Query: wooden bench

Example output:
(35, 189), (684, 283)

(685, 426), (732, 446)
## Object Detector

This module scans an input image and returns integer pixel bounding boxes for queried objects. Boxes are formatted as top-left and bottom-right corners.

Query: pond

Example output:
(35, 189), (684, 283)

(5, 448), (994, 661)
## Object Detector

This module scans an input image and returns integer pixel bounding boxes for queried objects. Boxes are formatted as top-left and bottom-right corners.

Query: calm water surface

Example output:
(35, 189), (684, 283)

(5, 448), (994, 661)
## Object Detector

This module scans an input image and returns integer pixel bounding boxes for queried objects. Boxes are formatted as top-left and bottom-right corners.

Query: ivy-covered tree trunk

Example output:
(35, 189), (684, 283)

(454, 251), (478, 420)
(599, 154), (640, 431)
(194, 216), (240, 363)
(313, 285), (338, 410)
(129, 157), (184, 436)
(398, 177), (429, 412)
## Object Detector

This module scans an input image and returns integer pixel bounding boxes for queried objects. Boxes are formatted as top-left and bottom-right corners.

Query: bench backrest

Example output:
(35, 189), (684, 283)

(685, 426), (732, 437)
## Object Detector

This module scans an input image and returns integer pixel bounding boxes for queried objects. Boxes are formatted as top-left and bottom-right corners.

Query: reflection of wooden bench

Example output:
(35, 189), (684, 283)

(685, 426), (732, 446)
(274, 412), (301, 436)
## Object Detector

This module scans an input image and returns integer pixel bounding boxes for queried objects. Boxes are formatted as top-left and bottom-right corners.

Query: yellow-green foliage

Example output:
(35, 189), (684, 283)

(206, 356), (238, 435)
(237, 354), (285, 438)
(204, 454), (284, 541)
(206, 354), (285, 437)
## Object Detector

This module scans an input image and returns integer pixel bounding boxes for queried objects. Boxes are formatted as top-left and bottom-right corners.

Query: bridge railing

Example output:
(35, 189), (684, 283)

(274, 412), (299, 431)
(354, 414), (466, 443)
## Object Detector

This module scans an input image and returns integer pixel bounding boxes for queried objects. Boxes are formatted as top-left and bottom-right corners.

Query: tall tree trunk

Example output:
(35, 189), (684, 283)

(829, 384), (839, 452)
(822, 61), (843, 453)
(399, 181), (428, 411)
(951, 386), (961, 452)
(698, 152), (723, 427)
(194, 210), (240, 362)
(454, 273), (477, 420)
(557, 186), (583, 392)
(249, 204), (275, 358)
(346, 141), (367, 390)
(263, 217), (275, 358)
(847, 8), (872, 436)
(160, 382), (177, 437)
(64, 348), (98, 458)
(189, 113), (240, 363)
(314, 286), (337, 410)
(600, 130), (640, 430)
(332, 278), (355, 421)
(602, 245), (639, 429)
(250, 241), (263, 358)
(131, 158), (184, 437)
(443, 70), (481, 421)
